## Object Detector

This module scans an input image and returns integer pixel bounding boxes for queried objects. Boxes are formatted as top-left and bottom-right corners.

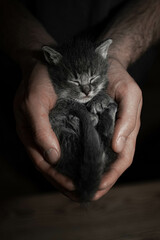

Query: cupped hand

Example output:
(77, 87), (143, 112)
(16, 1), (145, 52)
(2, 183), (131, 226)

(93, 58), (143, 200)
(14, 62), (76, 198)
(14, 58), (142, 202)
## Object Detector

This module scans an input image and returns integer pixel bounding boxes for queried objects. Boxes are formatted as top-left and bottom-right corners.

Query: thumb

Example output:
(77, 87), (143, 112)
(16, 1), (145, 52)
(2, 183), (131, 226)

(112, 81), (142, 153)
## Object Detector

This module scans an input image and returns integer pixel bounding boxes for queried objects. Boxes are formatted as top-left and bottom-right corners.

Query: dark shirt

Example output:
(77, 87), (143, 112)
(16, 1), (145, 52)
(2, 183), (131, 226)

(22, 0), (127, 42)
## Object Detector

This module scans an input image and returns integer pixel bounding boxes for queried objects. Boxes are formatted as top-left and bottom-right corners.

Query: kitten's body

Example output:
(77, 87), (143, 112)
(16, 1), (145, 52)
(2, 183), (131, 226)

(42, 37), (117, 202)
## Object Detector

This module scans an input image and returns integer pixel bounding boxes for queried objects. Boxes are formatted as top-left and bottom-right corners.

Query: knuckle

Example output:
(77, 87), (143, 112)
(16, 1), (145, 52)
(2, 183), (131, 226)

(122, 154), (134, 171)
(17, 95), (40, 121)
(19, 101), (28, 114)
(34, 162), (42, 173)
(126, 158), (133, 169)
(14, 96), (31, 116)
(33, 157), (44, 172)
(130, 81), (143, 101)
(24, 95), (36, 112)
(135, 84), (143, 102)
(116, 80), (129, 95)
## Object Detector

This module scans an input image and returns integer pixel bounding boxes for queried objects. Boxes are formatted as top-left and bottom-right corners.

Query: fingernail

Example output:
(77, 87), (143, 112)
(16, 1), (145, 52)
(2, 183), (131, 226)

(116, 136), (126, 152)
(44, 147), (60, 164)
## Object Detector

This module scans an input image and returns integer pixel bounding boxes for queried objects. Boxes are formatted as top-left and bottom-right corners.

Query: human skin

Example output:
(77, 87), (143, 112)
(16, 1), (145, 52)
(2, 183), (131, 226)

(0, 0), (159, 200)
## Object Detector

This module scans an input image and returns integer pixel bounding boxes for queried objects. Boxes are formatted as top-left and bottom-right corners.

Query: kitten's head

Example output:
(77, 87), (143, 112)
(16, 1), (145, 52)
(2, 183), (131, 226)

(42, 39), (112, 103)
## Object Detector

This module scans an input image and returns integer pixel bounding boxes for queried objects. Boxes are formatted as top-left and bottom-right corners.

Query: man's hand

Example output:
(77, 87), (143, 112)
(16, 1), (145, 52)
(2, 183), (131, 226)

(14, 62), (76, 198)
(93, 58), (142, 200)
(92, 0), (160, 201)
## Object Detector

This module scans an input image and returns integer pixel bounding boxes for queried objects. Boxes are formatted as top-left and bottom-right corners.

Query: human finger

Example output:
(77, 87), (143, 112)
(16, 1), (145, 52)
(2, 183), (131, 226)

(20, 125), (75, 191)
(92, 100), (141, 201)
(112, 80), (142, 153)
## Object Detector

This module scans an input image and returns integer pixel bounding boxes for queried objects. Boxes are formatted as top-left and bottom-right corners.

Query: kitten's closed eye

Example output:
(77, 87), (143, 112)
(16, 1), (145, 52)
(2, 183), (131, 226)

(90, 75), (100, 84)
(68, 80), (80, 86)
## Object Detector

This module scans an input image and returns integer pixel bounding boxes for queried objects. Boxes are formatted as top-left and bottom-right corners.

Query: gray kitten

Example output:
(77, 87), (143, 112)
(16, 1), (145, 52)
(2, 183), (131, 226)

(42, 38), (117, 202)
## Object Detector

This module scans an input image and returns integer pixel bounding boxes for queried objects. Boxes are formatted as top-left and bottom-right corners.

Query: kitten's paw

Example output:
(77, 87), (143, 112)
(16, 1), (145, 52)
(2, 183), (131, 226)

(86, 92), (115, 116)
(68, 115), (80, 125)
(89, 113), (99, 127)
(89, 98), (110, 115)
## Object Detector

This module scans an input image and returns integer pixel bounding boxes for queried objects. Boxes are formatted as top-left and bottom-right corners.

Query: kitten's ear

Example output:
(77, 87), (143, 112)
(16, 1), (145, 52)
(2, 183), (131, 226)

(42, 46), (62, 64)
(95, 39), (112, 59)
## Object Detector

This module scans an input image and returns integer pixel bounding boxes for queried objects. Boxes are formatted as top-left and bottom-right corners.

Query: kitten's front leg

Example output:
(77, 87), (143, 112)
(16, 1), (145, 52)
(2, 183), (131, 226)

(86, 91), (115, 117)
(97, 102), (118, 166)
(101, 102), (118, 138)
(89, 112), (99, 127)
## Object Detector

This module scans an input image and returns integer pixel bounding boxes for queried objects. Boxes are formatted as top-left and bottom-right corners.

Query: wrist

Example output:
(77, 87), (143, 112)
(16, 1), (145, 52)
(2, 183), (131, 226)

(107, 36), (133, 69)
(16, 39), (56, 78)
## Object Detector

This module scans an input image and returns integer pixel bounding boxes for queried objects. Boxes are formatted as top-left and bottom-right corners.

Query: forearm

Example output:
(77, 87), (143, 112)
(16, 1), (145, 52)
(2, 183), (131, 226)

(0, 0), (55, 69)
(102, 0), (160, 68)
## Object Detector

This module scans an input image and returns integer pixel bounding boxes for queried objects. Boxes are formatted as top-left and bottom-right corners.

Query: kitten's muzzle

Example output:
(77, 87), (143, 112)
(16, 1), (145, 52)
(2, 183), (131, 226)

(81, 84), (91, 96)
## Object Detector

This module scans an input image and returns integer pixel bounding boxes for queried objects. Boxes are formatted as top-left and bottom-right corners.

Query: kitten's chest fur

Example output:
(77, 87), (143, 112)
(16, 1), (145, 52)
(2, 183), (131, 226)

(42, 37), (117, 202)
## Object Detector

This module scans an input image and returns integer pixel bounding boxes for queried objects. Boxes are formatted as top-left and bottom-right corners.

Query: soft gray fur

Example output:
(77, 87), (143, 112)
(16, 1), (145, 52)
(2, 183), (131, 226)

(42, 37), (117, 202)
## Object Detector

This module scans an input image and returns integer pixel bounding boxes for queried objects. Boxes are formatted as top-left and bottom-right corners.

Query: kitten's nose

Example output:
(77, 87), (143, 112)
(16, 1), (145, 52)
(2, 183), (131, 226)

(81, 85), (91, 96)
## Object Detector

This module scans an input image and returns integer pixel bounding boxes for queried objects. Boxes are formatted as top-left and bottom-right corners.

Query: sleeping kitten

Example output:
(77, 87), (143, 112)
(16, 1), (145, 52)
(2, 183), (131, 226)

(42, 38), (117, 202)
